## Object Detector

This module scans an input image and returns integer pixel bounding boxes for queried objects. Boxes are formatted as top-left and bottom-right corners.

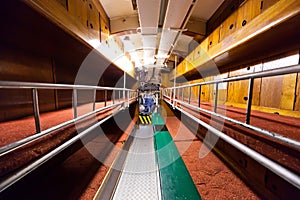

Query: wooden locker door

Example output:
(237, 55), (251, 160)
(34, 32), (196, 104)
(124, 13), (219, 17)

(236, 0), (261, 29)
(280, 74), (297, 110)
(68, 0), (88, 27)
(260, 76), (283, 109)
(100, 18), (110, 42)
(87, 0), (100, 39)
(207, 26), (220, 50)
(55, 0), (68, 10)
(260, 0), (280, 12)
(219, 11), (238, 42)
(294, 73), (300, 111)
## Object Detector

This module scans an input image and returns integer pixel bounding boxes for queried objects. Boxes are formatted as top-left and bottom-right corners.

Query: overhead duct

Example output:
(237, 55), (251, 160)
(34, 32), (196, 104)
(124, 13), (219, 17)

(137, 0), (161, 66)
(157, 0), (198, 64)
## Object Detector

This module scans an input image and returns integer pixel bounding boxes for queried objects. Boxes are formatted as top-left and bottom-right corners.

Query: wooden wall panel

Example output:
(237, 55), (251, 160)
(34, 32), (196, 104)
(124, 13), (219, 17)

(218, 89), (228, 104)
(87, 0), (100, 39)
(260, 76), (283, 108)
(227, 80), (249, 104)
(55, 0), (68, 9)
(237, 0), (261, 29)
(280, 74), (297, 110)
(206, 0), (244, 35)
(219, 11), (238, 41)
(260, 0), (280, 12)
(227, 67), (254, 104)
(252, 78), (261, 106)
(68, 0), (88, 27)
(0, 47), (56, 121)
(295, 73), (300, 111)
(100, 18), (110, 42)
(208, 27), (220, 50)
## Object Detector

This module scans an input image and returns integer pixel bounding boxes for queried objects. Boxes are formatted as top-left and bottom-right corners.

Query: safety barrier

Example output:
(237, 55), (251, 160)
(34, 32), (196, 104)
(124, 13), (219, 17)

(162, 64), (300, 190)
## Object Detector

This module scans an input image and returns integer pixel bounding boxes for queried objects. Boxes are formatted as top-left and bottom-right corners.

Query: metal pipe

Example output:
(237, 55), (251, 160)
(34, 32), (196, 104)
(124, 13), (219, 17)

(198, 85), (201, 107)
(32, 88), (41, 133)
(0, 81), (134, 91)
(127, 90), (130, 108)
(104, 90), (107, 107)
(173, 55), (177, 109)
(214, 83), (219, 113)
(112, 90), (115, 104)
(0, 101), (125, 157)
(173, 103), (300, 190)
(173, 99), (300, 150)
(246, 78), (254, 124)
(72, 89), (78, 118)
(93, 89), (96, 111)
(123, 71), (126, 104)
(0, 113), (116, 193)
(167, 64), (300, 90)
(188, 86), (191, 104)
(181, 87), (184, 101)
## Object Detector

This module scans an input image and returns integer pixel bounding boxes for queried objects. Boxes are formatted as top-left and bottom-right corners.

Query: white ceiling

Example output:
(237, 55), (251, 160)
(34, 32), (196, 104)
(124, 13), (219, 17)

(100, 0), (224, 21)
(99, 0), (137, 19)
(98, 0), (225, 73)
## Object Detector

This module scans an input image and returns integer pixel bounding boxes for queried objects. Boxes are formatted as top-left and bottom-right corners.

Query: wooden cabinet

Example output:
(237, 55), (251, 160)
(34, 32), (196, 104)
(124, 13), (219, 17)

(237, 0), (261, 29)
(208, 26), (220, 50)
(100, 18), (110, 41)
(68, 0), (88, 27)
(219, 11), (238, 41)
(260, 0), (280, 12)
(68, 0), (100, 39)
(87, 0), (100, 32)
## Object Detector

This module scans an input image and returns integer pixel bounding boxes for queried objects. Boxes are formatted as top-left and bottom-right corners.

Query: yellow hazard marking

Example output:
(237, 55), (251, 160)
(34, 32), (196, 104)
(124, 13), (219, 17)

(139, 115), (144, 124)
(139, 115), (152, 125)
(143, 116), (148, 124)
(147, 116), (151, 124)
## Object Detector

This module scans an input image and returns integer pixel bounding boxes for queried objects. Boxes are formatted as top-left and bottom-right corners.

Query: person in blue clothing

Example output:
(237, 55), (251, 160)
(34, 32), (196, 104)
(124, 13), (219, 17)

(139, 93), (155, 115)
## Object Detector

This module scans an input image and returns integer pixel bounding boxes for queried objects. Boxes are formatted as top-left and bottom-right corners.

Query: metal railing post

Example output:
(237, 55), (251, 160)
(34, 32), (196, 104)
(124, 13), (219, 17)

(173, 55), (177, 109)
(32, 88), (41, 133)
(123, 71), (126, 107)
(112, 90), (115, 104)
(73, 89), (78, 118)
(214, 83), (219, 113)
(104, 90), (107, 107)
(198, 85), (201, 107)
(246, 78), (254, 124)
(127, 90), (130, 107)
(188, 86), (191, 104)
(93, 89), (96, 111)
(181, 87), (184, 101)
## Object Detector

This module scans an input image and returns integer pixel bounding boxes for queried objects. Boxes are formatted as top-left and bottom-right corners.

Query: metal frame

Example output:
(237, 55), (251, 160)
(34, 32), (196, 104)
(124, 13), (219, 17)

(164, 64), (300, 125)
(0, 81), (137, 157)
(165, 100), (300, 190)
(162, 64), (300, 189)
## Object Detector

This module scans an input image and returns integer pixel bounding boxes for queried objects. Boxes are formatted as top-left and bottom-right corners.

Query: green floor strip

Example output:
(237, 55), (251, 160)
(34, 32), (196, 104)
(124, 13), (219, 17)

(154, 130), (201, 200)
(152, 112), (165, 126)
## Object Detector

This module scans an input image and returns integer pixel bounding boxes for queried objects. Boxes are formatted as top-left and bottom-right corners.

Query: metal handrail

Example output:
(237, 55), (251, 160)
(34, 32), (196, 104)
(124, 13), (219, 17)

(173, 99), (300, 149)
(164, 99), (300, 189)
(166, 64), (300, 90)
(0, 102), (123, 157)
(0, 81), (134, 91)
(0, 113), (115, 193)
(163, 63), (300, 125)
(0, 81), (138, 157)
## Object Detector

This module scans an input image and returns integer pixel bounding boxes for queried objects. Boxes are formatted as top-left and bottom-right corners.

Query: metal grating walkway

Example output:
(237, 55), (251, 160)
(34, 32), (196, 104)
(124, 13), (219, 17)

(112, 125), (161, 200)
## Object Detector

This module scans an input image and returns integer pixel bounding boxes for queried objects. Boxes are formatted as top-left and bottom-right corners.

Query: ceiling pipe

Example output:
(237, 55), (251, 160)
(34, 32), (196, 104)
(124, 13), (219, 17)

(165, 0), (198, 63)
(158, 0), (169, 27)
